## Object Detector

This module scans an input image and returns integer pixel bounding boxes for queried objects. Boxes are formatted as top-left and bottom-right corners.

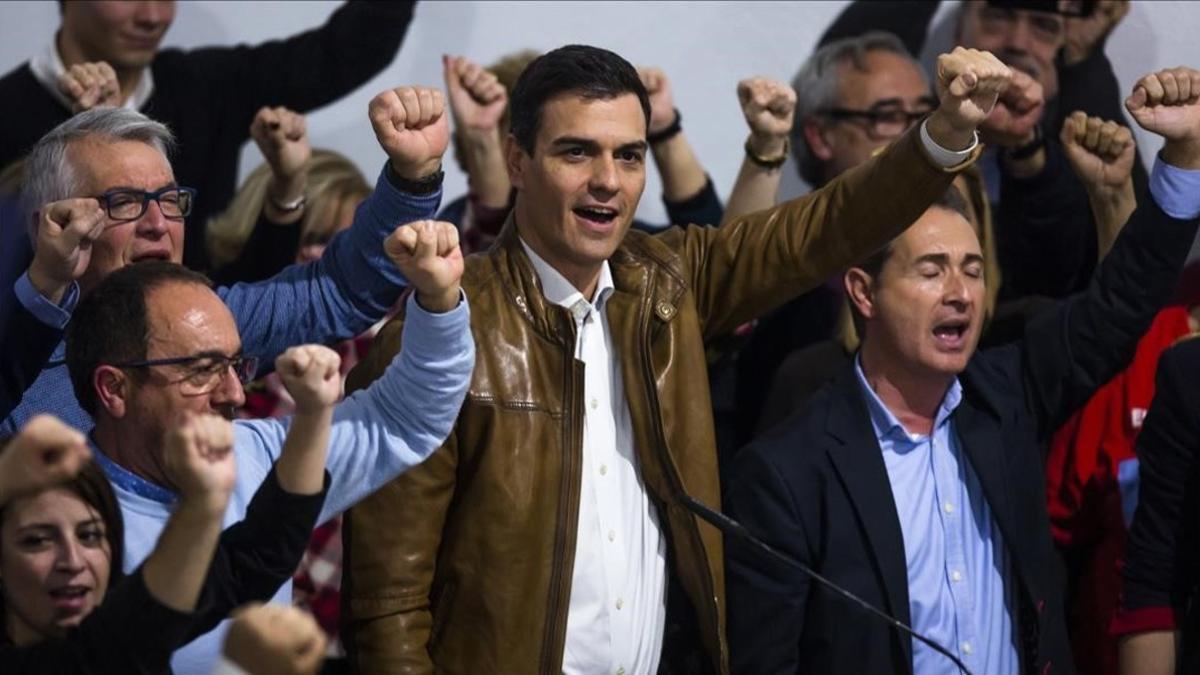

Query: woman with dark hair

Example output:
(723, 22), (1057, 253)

(0, 343), (340, 673)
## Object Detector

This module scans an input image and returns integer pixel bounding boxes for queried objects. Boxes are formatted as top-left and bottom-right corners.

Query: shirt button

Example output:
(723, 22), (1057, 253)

(951, 570), (963, 582)
(608, 530), (616, 542)
(600, 464), (608, 476)
(943, 502), (955, 515)
(590, 398), (599, 410)
(616, 598), (624, 610)
(961, 641), (973, 655)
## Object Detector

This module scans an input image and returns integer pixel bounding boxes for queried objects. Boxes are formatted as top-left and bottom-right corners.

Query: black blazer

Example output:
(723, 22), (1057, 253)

(725, 197), (1199, 675)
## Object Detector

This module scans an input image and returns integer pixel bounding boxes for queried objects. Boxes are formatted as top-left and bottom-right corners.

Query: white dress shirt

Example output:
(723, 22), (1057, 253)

(30, 37), (153, 112)
(521, 240), (668, 675)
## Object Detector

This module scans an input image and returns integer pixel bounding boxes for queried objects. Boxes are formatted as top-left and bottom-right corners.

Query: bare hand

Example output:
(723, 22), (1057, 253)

(385, 220), (463, 314)
(928, 47), (1013, 147)
(443, 55), (507, 135)
(1064, 0), (1130, 66)
(980, 68), (1045, 148)
(638, 67), (677, 136)
(57, 61), (120, 113)
(737, 77), (796, 156)
(275, 345), (342, 414)
(1061, 111), (1136, 192)
(250, 107), (311, 181)
(0, 415), (91, 505)
(163, 413), (237, 511)
(224, 603), (327, 675)
(369, 86), (449, 181)
(27, 198), (108, 303)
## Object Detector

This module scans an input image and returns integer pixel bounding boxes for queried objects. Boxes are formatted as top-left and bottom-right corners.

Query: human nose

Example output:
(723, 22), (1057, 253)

(56, 538), (87, 573)
(209, 366), (247, 411)
(135, 1), (173, 27)
(1006, 17), (1035, 53)
(943, 272), (970, 307)
(135, 198), (171, 236)
(589, 156), (620, 195)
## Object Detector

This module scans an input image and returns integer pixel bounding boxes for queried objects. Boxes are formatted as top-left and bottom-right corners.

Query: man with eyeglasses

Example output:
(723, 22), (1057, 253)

(61, 213), (472, 675)
(3, 85), (450, 437)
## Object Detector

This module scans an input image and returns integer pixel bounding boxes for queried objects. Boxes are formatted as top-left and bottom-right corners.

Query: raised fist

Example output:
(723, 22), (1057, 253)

(933, 47), (1012, 133)
(0, 415), (91, 504)
(224, 603), (327, 675)
(1125, 67), (1200, 144)
(737, 77), (796, 156)
(369, 86), (449, 181)
(980, 68), (1045, 148)
(275, 345), (343, 414)
(163, 413), (237, 511)
(444, 55), (507, 135)
(385, 220), (464, 314)
(27, 198), (108, 303)
(57, 61), (120, 113)
(638, 67), (678, 136)
(1061, 111), (1136, 192)
(250, 107), (311, 181)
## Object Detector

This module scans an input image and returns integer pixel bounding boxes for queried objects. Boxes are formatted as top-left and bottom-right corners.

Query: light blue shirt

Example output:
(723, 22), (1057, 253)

(98, 293), (474, 675)
(854, 358), (1018, 675)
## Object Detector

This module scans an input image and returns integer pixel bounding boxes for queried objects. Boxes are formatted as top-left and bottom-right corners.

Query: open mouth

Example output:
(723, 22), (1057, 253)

(131, 250), (171, 263)
(932, 320), (969, 349)
(49, 585), (91, 612)
(573, 206), (619, 227)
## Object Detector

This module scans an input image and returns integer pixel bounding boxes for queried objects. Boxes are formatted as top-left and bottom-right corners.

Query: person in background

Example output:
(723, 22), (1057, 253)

(0, 0), (419, 271)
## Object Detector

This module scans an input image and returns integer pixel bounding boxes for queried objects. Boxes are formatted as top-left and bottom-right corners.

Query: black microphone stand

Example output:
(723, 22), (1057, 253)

(680, 494), (974, 675)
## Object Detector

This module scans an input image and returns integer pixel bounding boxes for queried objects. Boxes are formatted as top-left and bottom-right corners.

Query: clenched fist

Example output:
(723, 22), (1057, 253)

(1125, 66), (1200, 169)
(1061, 111), (1136, 192)
(28, 198), (108, 304)
(224, 603), (327, 675)
(0, 415), (91, 505)
(385, 220), (464, 314)
(928, 47), (1013, 149)
(981, 69), (1045, 148)
(275, 345), (343, 414)
(163, 413), (237, 513)
(58, 61), (120, 113)
(250, 107), (311, 181)
(369, 86), (450, 181)
(737, 77), (796, 157)
(638, 67), (678, 137)
(444, 55), (507, 135)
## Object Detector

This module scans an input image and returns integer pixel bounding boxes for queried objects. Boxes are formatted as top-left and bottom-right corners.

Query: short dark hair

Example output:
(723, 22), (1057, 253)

(66, 261), (211, 415)
(508, 44), (651, 155)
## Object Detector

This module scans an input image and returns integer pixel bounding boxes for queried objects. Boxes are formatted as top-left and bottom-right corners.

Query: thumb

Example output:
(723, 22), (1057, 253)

(1125, 86), (1147, 113)
(948, 72), (977, 99)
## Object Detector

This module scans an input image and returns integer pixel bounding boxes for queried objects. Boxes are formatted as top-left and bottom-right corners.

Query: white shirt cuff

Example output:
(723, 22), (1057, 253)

(210, 656), (250, 675)
(919, 119), (979, 168)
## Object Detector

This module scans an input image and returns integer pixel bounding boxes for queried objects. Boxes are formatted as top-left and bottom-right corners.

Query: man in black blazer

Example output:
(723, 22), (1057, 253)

(725, 65), (1200, 675)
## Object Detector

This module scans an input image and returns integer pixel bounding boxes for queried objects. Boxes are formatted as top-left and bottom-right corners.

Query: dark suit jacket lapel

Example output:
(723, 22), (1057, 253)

(823, 368), (914, 671)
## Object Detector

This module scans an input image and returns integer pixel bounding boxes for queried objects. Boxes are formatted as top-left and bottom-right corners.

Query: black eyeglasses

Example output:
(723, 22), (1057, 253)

(113, 353), (258, 395)
(95, 186), (196, 222)
(821, 103), (936, 140)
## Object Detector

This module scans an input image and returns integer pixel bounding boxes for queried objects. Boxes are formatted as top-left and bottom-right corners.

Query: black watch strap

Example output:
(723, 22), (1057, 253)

(386, 163), (445, 195)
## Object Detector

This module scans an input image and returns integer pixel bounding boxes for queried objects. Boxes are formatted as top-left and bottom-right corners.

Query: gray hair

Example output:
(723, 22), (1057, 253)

(790, 31), (922, 186)
(21, 107), (175, 221)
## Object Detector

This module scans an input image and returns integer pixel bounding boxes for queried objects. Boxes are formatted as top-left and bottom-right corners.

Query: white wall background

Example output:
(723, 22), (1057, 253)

(1, 0), (1198, 225)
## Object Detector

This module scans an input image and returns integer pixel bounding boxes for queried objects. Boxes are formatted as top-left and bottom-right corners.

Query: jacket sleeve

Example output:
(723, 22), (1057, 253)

(724, 440), (814, 674)
(209, 212), (304, 286)
(341, 316), (460, 674)
(183, 1), (415, 136)
(1115, 341), (1200, 635)
(672, 126), (969, 340)
(0, 277), (66, 420)
(664, 175), (724, 227)
(1018, 194), (1200, 439)
(216, 166), (441, 372)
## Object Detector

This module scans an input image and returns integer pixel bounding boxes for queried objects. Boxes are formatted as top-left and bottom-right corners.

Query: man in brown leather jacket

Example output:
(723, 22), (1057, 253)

(342, 43), (1009, 674)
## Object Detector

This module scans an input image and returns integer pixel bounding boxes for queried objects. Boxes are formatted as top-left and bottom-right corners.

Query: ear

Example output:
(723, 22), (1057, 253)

(844, 268), (877, 321)
(504, 133), (527, 191)
(93, 365), (131, 419)
(803, 119), (834, 162)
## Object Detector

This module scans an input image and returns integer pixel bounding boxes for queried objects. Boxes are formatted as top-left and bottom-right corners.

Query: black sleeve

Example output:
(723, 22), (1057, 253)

(0, 283), (63, 420)
(725, 443), (814, 673)
(817, 0), (941, 54)
(0, 569), (193, 675)
(663, 176), (724, 228)
(995, 138), (1098, 302)
(185, 468), (330, 640)
(1019, 197), (1200, 439)
(209, 212), (303, 286)
(183, 1), (415, 136)
(1121, 342), (1200, 617)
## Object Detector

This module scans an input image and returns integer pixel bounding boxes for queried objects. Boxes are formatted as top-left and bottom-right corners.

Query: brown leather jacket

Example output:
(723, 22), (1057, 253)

(342, 129), (975, 675)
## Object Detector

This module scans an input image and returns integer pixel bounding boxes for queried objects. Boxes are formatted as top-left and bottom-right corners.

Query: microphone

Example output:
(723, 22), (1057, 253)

(680, 494), (974, 675)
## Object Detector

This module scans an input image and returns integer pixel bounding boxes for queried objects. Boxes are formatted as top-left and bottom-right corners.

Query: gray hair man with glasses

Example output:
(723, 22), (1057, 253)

(4, 83), (453, 439)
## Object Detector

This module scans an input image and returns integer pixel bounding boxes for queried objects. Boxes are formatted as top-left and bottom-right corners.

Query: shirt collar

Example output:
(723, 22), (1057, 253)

(89, 437), (178, 505)
(853, 353), (962, 442)
(29, 33), (154, 112)
(519, 236), (615, 321)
